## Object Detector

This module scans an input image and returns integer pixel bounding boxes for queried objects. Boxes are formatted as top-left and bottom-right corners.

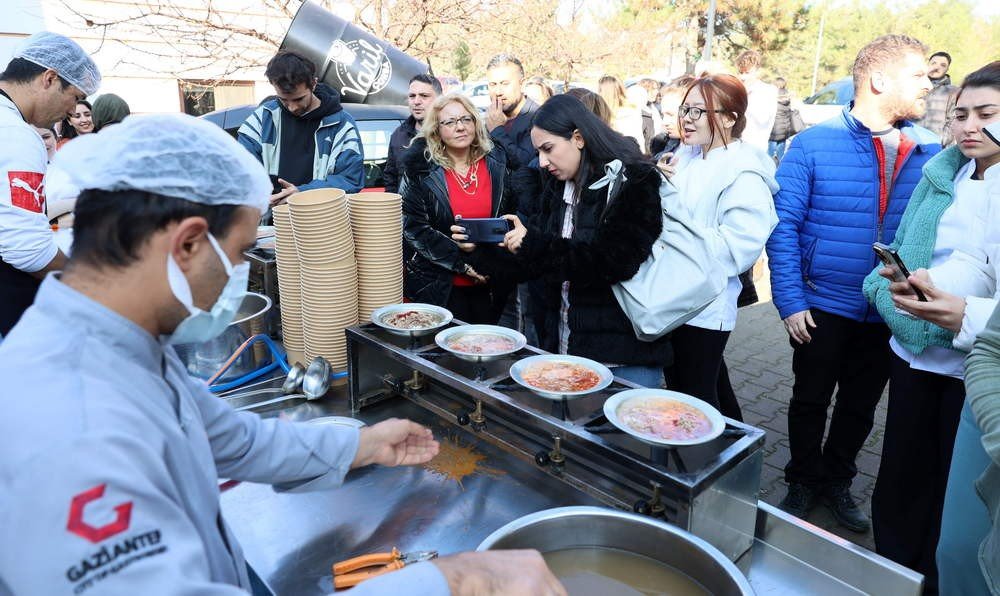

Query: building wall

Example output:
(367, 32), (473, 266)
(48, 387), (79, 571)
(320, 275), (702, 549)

(1, 0), (290, 114)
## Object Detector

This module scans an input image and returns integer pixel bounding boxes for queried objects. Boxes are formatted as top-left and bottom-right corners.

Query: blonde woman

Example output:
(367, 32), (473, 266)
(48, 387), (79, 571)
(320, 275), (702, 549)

(598, 75), (644, 148)
(400, 92), (517, 323)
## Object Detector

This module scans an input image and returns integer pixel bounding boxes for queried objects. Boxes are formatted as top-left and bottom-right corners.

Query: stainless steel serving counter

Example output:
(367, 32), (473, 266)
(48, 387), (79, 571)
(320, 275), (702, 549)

(219, 379), (922, 596)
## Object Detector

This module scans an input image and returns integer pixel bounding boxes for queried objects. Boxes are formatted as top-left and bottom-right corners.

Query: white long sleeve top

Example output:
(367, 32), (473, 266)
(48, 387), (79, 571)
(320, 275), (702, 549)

(669, 140), (779, 331)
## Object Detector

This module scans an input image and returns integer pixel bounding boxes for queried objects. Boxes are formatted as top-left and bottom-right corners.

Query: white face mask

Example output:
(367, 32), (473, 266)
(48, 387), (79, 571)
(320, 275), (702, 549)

(166, 232), (249, 345)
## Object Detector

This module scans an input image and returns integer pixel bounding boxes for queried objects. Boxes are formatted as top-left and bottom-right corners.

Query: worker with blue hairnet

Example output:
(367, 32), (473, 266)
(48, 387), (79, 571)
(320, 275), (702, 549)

(0, 113), (564, 596)
(0, 31), (101, 337)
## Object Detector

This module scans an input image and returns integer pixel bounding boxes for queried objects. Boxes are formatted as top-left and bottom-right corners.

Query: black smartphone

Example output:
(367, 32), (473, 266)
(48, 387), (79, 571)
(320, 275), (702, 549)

(269, 175), (282, 195)
(873, 242), (928, 302)
(460, 218), (513, 244)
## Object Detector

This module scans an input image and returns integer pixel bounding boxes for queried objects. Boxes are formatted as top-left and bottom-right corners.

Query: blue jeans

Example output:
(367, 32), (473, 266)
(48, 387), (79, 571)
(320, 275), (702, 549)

(610, 365), (663, 388)
(937, 402), (992, 596)
(768, 140), (786, 162)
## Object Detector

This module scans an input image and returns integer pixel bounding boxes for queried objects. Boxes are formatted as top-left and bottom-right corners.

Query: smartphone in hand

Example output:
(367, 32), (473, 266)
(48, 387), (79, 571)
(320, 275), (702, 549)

(460, 218), (513, 244)
(873, 242), (928, 302)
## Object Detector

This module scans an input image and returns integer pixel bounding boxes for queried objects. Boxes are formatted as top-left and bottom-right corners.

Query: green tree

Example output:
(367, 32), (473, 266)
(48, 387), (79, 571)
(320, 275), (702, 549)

(769, 0), (1000, 98)
(453, 41), (473, 82)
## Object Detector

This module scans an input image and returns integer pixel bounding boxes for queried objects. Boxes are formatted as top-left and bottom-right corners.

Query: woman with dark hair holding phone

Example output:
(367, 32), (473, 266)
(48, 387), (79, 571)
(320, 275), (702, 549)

(471, 93), (671, 386)
(56, 99), (92, 148)
(658, 75), (778, 421)
(400, 92), (515, 324)
(862, 61), (1000, 593)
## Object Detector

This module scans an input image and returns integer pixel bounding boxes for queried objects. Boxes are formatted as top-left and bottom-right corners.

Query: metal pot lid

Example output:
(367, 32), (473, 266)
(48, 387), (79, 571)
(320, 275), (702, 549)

(603, 389), (726, 447)
(434, 325), (527, 362)
(307, 416), (366, 429)
(509, 354), (613, 401)
(371, 303), (453, 337)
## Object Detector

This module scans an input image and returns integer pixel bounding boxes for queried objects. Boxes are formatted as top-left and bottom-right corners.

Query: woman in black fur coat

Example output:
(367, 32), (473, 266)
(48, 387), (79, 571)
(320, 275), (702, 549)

(458, 94), (672, 386)
(399, 93), (516, 323)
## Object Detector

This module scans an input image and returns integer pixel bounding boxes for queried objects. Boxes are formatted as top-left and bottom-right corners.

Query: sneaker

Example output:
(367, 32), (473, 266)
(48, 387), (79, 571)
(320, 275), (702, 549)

(823, 483), (870, 533)
(778, 483), (818, 519)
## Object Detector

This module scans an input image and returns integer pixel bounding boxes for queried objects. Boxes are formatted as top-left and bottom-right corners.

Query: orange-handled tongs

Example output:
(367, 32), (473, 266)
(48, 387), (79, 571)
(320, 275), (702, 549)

(332, 547), (438, 589)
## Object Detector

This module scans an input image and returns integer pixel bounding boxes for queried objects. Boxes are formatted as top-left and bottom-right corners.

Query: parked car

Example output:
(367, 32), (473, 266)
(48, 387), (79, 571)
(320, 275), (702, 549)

(462, 80), (490, 111)
(201, 102), (409, 191)
(550, 81), (594, 94)
(436, 75), (463, 93)
(799, 77), (853, 128)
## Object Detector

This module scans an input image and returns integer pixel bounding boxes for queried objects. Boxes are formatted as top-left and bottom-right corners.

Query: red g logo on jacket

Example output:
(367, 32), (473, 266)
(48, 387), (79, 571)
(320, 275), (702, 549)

(8, 171), (45, 213)
(67, 484), (133, 543)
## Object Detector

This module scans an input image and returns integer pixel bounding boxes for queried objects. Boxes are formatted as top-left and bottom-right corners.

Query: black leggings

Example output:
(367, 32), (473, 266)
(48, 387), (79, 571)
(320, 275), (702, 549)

(665, 324), (743, 420)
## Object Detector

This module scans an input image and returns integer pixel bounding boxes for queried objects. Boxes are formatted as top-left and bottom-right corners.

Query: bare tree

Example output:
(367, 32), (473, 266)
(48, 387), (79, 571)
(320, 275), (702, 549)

(57, 0), (298, 80)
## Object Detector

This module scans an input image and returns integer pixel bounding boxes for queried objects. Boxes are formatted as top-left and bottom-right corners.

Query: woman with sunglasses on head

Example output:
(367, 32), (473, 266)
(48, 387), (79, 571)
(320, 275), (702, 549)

(659, 75), (778, 420)
(400, 92), (516, 324)
(467, 94), (672, 387)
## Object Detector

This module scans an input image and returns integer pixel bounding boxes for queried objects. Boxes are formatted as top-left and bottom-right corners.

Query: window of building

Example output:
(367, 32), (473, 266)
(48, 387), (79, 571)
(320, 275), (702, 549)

(179, 80), (255, 116)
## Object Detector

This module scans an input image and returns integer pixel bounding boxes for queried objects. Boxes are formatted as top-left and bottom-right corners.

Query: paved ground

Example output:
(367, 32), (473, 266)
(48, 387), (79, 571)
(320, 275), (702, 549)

(726, 268), (885, 551)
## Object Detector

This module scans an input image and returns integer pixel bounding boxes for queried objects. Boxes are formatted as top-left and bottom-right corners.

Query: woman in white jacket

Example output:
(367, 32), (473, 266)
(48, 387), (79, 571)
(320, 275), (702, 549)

(662, 74), (778, 420)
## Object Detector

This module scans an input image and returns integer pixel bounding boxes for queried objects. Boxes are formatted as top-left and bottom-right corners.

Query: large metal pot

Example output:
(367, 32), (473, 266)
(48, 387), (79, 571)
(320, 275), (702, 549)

(173, 292), (273, 382)
(477, 506), (754, 595)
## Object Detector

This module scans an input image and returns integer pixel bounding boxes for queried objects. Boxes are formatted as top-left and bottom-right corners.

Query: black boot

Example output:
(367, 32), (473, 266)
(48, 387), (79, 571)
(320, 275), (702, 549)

(778, 483), (818, 519)
(823, 482), (870, 532)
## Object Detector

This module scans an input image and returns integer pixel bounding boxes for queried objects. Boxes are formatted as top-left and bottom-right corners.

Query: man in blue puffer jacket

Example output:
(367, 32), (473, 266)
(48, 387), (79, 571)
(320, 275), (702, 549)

(766, 34), (940, 532)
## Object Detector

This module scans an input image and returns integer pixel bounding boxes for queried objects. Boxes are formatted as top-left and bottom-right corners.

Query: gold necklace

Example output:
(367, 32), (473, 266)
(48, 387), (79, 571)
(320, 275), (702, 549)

(452, 159), (480, 196)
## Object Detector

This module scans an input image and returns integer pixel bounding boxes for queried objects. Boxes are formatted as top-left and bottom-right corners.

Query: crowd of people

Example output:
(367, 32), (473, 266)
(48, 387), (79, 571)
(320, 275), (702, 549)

(0, 24), (997, 596)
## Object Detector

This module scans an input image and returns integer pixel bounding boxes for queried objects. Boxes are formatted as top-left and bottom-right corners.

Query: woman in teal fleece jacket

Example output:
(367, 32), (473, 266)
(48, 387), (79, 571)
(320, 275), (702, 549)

(862, 62), (1000, 592)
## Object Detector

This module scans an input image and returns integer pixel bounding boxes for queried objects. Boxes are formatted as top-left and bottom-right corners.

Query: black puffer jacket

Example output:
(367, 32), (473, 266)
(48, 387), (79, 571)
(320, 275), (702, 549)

(399, 138), (516, 307)
(490, 162), (673, 366)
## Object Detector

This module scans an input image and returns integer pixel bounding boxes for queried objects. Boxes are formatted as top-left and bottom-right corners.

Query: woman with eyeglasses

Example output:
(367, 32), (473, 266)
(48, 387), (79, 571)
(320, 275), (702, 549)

(463, 94), (672, 386)
(400, 92), (516, 323)
(660, 75), (778, 419)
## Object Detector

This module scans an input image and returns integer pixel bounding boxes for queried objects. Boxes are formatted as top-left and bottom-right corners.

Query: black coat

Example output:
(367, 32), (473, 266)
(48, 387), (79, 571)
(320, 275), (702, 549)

(383, 116), (418, 193)
(491, 162), (673, 367)
(399, 138), (516, 307)
(770, 90), (793, 142)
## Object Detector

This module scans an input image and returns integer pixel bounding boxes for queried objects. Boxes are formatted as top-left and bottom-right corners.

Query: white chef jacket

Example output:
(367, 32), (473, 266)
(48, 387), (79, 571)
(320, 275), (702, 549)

(0, 92), (58, 272)
(0, 275), (449, 596)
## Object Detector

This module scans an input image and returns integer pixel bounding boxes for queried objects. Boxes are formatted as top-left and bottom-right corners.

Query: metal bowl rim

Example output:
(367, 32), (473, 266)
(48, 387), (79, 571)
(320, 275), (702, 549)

(370, 303), (454, 336)
(434, 324), (528, 359)
(475, 506), (753, 593)
(232, 291), (272, 326)
(509, 354), (614, 400)
(602, 388), (726, 447)
(307, 416), (366, 428)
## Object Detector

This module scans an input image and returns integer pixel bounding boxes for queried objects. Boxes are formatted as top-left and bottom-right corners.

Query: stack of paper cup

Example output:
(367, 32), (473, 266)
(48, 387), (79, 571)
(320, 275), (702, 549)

(348, 192), (404, 321)
(271, 204), (305, 365)
(288, 189), (358, 371)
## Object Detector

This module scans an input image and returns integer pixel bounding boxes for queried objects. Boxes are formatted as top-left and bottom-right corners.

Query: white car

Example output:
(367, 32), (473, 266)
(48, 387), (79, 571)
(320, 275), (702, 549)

(798, 77), (853, 128)
(463, 80), (490, 112)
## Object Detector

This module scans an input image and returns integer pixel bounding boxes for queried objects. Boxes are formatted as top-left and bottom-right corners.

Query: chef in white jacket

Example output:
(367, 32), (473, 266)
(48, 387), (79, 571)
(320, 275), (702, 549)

(0, 114), (563, 596)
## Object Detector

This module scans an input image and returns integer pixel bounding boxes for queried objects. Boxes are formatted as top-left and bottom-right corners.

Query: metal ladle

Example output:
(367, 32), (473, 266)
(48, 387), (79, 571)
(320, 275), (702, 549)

(231, 357), (334, 413)
(282, 361), (307, 394)
(302, 356), (332, 399)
